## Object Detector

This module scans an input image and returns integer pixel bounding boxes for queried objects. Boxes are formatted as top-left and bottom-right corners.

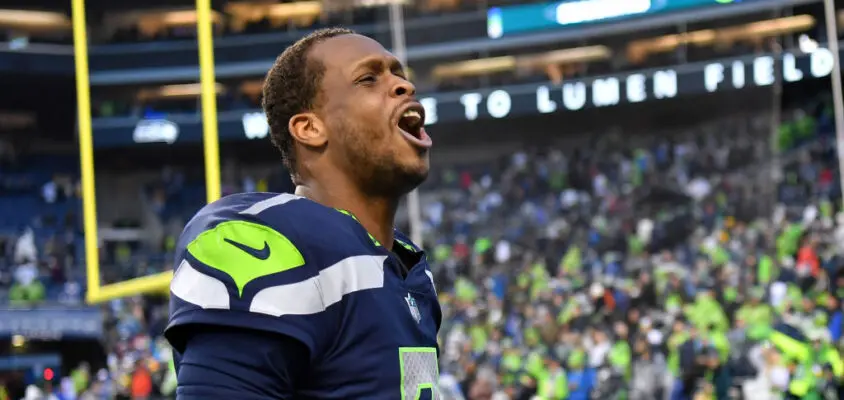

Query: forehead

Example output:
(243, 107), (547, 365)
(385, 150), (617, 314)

(310, 34), (393, 73)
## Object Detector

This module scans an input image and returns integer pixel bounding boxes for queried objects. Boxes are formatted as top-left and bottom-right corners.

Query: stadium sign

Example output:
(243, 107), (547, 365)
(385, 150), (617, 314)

(90, 47), (836, 148)
(0, 308), (103, 339)
(132, 119), (180, 144)
(242, 111), (270, 139)
(418, 47), (835, 124)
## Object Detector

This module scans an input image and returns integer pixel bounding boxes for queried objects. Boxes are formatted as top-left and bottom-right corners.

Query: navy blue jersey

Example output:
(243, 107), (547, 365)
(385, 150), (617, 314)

(165, 192), (442, 399)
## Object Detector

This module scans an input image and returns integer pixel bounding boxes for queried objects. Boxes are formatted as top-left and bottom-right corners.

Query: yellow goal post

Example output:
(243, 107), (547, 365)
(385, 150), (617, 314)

(72, 0), (222, 304)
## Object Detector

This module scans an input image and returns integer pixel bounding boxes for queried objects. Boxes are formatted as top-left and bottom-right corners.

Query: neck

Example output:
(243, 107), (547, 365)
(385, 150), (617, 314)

(295, 181), (398, 250)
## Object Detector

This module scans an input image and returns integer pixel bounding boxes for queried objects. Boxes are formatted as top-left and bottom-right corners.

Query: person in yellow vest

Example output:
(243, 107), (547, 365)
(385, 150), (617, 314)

(784, 358), (820, 400)
(536, 355), (568, 400)
(667, 319), (691, 383)
(609, 322), (632, 381)
(807, 328), (842, 397)
(71, 362), (90, 395)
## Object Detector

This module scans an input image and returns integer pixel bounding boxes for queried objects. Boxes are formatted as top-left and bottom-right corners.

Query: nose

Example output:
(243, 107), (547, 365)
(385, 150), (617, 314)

(391, 77), (416, 98)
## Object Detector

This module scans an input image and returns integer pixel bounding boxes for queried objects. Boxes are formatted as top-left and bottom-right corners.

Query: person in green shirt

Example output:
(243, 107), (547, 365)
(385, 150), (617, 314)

(686, 288), (729, 333)
(785, 359), (821, 400)
(667, 319), (691, 379)
(536, 356), (569, 400)
(71, 362), (90, 395)
(736, 288), (773, 337)
(8, 279), (45, 306)
(500, 345), (524, 387)
(610, 322), (632, 381)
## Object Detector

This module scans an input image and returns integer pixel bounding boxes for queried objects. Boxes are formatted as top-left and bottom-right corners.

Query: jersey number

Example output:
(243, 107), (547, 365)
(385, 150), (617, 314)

(399, 347), (439, 400)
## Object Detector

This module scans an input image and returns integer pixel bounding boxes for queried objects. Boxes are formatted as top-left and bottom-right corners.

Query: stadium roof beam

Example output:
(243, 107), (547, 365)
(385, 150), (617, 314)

(226, 1), (323, 30)
(716, 15), (815, 44)
(136, 82), (226, 101)
(321, 0), (410, 12)
(0, 9), (70, 32)
(627, 15), (815, 64)
(105, 8), (223, 38)
(240, 80), (263, 97)
(431, 56), (517, 80)
(517, 46), (612, 70)
(430, 45), (611, 80)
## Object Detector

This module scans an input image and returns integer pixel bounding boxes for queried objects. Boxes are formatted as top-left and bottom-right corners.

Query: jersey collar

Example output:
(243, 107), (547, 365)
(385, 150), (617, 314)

(335, 208), (424, 256)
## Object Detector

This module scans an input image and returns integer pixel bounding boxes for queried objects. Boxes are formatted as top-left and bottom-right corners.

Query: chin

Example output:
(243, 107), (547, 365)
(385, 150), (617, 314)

(363, 160), (428, 198)
(397, 162), (429, 192)
(389, 158), (429, 195)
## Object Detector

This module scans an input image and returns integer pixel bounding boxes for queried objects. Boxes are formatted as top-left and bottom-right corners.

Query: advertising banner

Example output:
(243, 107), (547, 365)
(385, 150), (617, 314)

(487, 0), (773, 38)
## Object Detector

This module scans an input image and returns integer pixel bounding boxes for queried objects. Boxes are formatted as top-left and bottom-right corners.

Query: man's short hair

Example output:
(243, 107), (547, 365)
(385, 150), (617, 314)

(262, 27), (356, 179)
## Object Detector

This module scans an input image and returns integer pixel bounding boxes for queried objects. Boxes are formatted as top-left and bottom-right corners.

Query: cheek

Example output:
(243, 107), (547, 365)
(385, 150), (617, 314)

(346, 102), (391, 137)
(361, 94), (395, 126)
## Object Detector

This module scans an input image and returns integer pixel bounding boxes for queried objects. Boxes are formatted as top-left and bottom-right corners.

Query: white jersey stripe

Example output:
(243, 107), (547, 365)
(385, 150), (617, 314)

(250, 255), (387, 317)
(240, 193), (303, 216)
(173, 254), (387, 316)
(171, 259), (231, 310)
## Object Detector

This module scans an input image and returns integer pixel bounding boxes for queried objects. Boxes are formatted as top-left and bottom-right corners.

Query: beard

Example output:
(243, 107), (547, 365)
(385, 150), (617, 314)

(364, 158), (428, 198)
(333, 117), (428, 199)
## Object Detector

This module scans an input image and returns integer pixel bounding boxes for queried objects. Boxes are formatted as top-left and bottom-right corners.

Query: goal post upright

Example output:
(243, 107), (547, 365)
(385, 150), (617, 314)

(196, 0), (222, 204)
(71, 0), (103, 304)
(73, 0), (221, 303)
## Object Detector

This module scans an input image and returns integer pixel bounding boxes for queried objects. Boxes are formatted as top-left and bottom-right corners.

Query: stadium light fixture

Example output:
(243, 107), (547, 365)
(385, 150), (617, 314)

(626, 15), (815, 62)
(226, 1), (322, 30)
(431, 56), (517, 80)
(321, 0), (409, 11)
(518, 45), (612, 69)
(160, 9), (222, 25)
(266, 2), (323, 18)
(723, 14), (815, 40)
(137, 83), (227, 101)
(0, 9), (71, 31)
(430, 45), (612, 81)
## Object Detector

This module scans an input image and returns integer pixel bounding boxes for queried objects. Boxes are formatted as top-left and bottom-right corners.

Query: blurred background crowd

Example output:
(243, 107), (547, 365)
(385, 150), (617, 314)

(1, 0), (844, 399)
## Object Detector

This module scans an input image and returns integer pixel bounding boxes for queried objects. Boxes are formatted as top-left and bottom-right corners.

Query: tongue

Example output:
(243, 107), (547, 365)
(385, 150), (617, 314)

(399, 117), (420, 137)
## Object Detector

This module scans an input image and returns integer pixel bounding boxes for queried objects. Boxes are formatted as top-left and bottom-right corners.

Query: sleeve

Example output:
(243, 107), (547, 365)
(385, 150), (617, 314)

(174, 325), (308, 400)
(165, 210), (339, 364)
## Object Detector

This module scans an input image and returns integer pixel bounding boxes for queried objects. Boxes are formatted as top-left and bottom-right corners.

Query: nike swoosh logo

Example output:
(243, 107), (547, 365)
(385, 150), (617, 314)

(224, 238), (271, 260)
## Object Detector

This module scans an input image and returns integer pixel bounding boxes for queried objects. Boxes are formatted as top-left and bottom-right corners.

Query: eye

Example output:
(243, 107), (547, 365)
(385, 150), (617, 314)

(356, 75), (377, 85)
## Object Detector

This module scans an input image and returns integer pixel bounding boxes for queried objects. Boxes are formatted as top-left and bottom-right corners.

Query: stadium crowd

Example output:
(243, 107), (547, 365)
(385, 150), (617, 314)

(420, 103), (844, 400)
(1, 95), (843, 400)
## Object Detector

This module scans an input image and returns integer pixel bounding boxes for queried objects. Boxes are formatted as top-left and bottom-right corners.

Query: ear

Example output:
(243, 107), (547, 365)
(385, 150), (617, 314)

(288, 112), (327, 148)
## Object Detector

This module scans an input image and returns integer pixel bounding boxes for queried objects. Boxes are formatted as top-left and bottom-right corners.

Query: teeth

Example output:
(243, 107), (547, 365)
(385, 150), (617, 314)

(402, 110), (421, 121)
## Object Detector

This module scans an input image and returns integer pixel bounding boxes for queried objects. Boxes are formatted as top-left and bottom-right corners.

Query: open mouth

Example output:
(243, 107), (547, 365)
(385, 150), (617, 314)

(398, 106), (424, 138)
(397, 102), (433, 149)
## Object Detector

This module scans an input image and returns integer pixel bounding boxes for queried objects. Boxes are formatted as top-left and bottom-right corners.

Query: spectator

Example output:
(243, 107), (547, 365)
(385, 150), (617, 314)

(71, 363), (90, 396)
(59, 377), (77, 400)
(13, 228), (36, 265)
(9, 258), (44, 306)
(129, 360), (152, 400)
(41, 179), (57, 204)
(77, 381), (104, 400)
